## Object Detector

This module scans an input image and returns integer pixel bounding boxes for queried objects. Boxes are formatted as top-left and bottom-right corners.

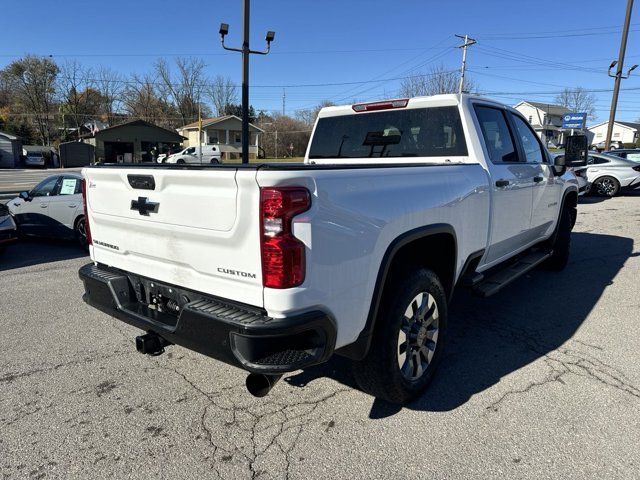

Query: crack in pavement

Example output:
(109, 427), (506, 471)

(473, 309), (640, 412)
(0, 350), (131, 385)
(153, 363), (350, 479)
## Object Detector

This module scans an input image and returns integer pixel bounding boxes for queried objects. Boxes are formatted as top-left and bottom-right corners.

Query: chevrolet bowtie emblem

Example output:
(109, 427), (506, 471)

(130, 197), (159, 216)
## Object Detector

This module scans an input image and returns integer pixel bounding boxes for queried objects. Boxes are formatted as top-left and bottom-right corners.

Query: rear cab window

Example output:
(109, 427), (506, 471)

(308, 106), (467, 160)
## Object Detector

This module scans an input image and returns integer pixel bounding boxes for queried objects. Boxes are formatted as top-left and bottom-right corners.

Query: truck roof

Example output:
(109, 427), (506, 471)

(317, 93), (509, 119)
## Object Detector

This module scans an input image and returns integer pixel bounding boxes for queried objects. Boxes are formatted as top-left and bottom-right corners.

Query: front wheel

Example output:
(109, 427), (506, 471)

(593, 176), (620, 197)
(544, 205), (573, 271)
(352, 268), (448, 404)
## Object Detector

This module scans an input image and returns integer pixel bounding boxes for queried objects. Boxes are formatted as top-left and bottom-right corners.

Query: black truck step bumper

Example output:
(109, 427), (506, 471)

(79, 263), (336, 374)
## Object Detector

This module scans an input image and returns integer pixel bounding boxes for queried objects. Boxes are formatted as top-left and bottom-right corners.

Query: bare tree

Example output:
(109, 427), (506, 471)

(94, 66), (124, 124)
(554, 87), (597, 120)
(58, 60), (103, 134)
(399, 64), (473, 97)
(296, 100), (335, 128)
(258, 114), (311, 159)
(122, 74), (177, 127)
(208, 75), (237, 116)
(1, 55), (59, 145)
(155, 57), (207, 126)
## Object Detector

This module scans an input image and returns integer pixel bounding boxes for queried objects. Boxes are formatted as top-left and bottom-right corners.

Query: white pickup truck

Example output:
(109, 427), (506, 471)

(79, 94), (587, 404)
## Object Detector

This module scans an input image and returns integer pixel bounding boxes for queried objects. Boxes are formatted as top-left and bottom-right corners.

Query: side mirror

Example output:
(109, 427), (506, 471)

(19, 191), (31, 201)
(564, 135), (588, 167)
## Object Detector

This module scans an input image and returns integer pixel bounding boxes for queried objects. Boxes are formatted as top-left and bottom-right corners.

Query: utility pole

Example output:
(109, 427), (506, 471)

(220, 2), (275, 164)
(197, 104), (202, 164)
(605, 0), (638, 150)
(282, 88), (286, 116)
(455, 34), (476, 94)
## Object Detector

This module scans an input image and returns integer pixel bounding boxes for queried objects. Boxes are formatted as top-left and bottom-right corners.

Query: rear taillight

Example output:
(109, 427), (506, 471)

(81, 178), (93, 246)
(260, 187), (311, 289)
(574, 169), (584, 177)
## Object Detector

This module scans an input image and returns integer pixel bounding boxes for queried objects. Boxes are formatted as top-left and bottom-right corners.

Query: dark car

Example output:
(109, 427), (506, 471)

(0, 202), (18, 254)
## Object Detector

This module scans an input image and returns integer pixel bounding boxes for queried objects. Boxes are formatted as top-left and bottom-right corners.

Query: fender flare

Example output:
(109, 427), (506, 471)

(336, 223), (457, 360)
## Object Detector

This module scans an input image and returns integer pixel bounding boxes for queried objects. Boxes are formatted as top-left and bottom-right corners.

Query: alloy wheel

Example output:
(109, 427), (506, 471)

(77, 219), (88, 247)
(596, 178), (617, 196)
(397, 292), (439, 381)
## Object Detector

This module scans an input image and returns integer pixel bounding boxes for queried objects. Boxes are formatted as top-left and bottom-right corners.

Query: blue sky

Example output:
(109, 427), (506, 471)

(1, 0), (639, 123)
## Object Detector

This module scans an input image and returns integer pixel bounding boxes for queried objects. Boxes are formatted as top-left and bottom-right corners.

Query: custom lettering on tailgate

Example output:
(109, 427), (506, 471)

(217, 268), (257, 279)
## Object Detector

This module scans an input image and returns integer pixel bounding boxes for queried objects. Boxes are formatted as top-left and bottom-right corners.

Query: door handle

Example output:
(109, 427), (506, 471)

(68, 204), (77, 208)
(40, 204), (48, 208)
(495, 179), (510, 188)
(533, 176), (544, 183)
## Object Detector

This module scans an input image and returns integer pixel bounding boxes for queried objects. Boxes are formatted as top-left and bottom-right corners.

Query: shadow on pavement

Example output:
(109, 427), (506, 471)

(579, 189), (640, 204)
(0, 238), (87, 272)
(285, 232), (635, 418)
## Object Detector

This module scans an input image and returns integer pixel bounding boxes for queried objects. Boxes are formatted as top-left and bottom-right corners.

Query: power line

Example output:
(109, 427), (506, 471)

(470, 22), (640, 37)
(0, 44), (462, 59)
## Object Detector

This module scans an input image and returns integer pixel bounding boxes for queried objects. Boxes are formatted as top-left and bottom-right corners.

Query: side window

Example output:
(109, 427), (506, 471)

(474, 105), (518, 163)
(185, 147), (195, 154)
(59, 177), (80, 195)
(31, 176), (59, 197)
(510, 113), (544, 164)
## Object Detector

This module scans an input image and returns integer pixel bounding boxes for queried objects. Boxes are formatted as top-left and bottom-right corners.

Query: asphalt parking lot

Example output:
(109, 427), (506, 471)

(1, 193), (639, 479)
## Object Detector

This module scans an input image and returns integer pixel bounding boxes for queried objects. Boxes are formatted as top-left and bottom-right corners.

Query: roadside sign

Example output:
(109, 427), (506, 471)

(562, 113), (586, 129)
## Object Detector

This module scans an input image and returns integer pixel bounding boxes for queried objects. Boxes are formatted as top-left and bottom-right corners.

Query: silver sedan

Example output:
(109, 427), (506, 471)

(7, 173), (88, 248)
(575, 152), (640, 197)
(0, 202), (18, 254)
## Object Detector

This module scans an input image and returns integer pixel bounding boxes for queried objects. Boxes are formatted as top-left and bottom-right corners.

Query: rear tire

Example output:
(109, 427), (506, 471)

(176, 159), (185, 164)
(352, 268), (448, 404)
(593, 176), (620, 197)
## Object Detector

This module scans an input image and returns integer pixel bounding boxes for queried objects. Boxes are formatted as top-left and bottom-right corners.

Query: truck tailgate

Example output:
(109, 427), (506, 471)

(83, 167), (263, 307)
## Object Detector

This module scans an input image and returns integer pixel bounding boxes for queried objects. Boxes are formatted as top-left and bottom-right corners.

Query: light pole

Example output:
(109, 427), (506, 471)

(604, 0), (637, 150)
(219, 1), (275, 164)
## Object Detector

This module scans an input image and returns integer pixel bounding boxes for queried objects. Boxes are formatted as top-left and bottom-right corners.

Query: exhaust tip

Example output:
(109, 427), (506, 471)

(246, 373), (282, 398)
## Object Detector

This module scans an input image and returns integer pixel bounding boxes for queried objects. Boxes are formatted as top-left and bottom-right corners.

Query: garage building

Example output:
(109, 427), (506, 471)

(81, 120), (185, 163)
(0, 131), (22, 168)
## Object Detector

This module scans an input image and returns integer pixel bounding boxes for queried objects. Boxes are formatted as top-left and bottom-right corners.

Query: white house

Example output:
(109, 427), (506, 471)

(587, 121), (640, 146)
(513, 101), (570, 146)
(177, 115), (263, 160)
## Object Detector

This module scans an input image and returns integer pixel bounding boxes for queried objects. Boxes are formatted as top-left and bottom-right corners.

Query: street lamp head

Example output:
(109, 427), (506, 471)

(265, 31), (275, 43)
(219, 23), (229, 38)
(609, 60), (618, 70)
(629, 64), (639, 73)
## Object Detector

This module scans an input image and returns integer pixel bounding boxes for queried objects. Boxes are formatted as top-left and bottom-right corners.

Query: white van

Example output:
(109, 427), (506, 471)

(165, 145), (221, 164)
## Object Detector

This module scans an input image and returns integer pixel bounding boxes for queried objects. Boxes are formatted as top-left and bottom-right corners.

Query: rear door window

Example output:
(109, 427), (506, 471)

(474, 105), (519, 163)
(308, 106), (467, 159)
